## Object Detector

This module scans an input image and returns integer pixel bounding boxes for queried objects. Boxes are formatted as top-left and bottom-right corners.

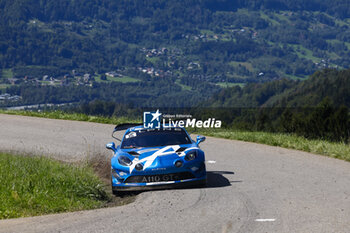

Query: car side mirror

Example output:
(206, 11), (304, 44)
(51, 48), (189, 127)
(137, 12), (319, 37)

(196, 135), (206, 145)
(106, 142), (116, 151)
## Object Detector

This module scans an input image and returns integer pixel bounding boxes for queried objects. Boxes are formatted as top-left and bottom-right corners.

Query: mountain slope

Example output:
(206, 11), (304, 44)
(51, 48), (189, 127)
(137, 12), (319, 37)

(1, 0), (350, 83)
(265, 69), (350, 107)
(207, 68), (350, 108)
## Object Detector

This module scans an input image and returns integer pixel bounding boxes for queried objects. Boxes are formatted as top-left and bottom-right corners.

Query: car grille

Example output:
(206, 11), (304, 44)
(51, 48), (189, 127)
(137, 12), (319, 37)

(124, 172), (195, 183)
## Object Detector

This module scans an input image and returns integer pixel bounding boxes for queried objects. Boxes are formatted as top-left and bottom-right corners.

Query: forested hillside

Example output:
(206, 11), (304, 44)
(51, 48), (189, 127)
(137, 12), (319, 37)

(2, 0), (349, 142)
(207, 68), (350, 108)
(1, 0), (350, 104)
(3, 78), (219, 107)
(203, 68), (350, 142)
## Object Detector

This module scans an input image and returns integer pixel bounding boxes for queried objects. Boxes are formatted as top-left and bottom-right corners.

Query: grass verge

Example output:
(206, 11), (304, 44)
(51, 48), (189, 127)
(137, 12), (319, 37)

(0, 152), (111, 219)
(0, 109), (140, 125)
(198, 129), (350, 162)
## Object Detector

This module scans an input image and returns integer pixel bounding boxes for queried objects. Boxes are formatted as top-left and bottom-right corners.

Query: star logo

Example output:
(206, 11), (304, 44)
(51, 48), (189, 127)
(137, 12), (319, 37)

(143, 110), (162, 129)
(151, 109), (161, 122)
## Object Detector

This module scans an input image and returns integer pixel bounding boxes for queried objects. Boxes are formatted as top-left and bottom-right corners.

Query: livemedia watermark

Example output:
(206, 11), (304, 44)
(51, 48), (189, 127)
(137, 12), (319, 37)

(143, 110), (221, 129)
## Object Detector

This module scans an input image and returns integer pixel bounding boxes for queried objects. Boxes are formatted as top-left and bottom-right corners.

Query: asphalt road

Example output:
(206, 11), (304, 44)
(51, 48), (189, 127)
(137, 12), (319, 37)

(0, 114), (349, 233)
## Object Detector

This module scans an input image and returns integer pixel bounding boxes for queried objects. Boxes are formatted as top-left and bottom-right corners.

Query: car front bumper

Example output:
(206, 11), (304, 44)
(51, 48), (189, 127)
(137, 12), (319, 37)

(112, 176), (207, 191)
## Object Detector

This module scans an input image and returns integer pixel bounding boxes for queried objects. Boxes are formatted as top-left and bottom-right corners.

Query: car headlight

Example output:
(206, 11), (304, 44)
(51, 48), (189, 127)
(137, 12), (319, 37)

(118, 155), (132, 166)
(135, 163), (143, 171)
(111, 169), (120, 178)
(174, 160), (183, 167)
(111, 169), (128, 179)
(185, 151), (197, 161)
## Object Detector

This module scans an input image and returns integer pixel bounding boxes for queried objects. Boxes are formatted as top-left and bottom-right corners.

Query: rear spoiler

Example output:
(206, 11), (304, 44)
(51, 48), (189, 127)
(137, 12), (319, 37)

(112, 123), (142, 141)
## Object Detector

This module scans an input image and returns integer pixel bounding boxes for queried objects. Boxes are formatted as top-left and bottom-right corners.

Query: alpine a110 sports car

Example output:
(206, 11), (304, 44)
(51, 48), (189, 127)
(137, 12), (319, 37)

(106, 124), (207, 193)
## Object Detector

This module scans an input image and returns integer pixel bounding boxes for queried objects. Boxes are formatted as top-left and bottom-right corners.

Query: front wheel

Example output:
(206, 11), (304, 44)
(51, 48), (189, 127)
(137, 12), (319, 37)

(111, 176), (119, 196)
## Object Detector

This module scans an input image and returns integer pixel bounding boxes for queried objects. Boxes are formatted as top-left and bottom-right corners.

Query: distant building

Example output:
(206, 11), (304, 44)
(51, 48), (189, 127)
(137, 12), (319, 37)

(83, 74), (91, 82)
(105, 71), (121, 77)
(0, 93), (22, 102)
(8, 78), (21, 85)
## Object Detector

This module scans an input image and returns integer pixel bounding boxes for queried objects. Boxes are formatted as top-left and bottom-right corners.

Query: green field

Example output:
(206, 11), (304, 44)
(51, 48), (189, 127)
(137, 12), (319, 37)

(200, 29), (215, 35)
(145, 56), (161, 65)
(0, 153), (110, 219)
(110, 76), (140, 83)
(1, 69), (13, 79)
(289, 44), (321, 63)
(95, 74), (140, 83)
(260, 12), (280, 26)
(345, 42), (350, 50)
(216, 82), (245, 88)
(229, 61), (254, 72)
(175, 79), (192, 91)
(283, 73), (307, 80)
(0, 84), (11, 91)
(273, 11), (292, 23)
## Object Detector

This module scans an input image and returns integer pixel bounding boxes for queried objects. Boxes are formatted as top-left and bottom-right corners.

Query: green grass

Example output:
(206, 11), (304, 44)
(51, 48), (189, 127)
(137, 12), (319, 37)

(2, 69), (13, 79)
(1, 110), (349, 162)
(326, 39), (340, 45)
(0, 153), (110, 219)
(216, 82), (245, 88)
(198, 129), (350, 162)
(345, 42), (350, 51)
(0, 110), (141, 125)
(268, 42), (323, 64)
(114, 76), (140, 83)
(93, 74), (107, 83)
(95, 74), (140, 83)
(313, 12), (350, 27)
(260, 12), (280, 26)
(40, 80), (52, 85)
(283, 73), (307, 80)
(146, 56), (161, 65)
(200, 29), (215, 35)
(229, 61), (254, 72)
(175, 79), (192, 91)
(290, 43), (339, 68)
(289, 44), (321, 63)
(0, 84), (11, 91)
(273, 11), (291, 23)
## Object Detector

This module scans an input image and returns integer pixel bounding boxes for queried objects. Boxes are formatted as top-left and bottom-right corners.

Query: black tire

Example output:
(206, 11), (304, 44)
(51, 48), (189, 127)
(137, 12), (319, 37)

(111, 176), (119, 196)
(112, 189), (118, 196)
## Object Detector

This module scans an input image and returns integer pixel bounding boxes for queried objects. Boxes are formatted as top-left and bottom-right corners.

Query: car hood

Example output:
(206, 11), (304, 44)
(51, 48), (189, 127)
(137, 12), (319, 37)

(118, 144), (199, 173)
(122, 144), (196, 160)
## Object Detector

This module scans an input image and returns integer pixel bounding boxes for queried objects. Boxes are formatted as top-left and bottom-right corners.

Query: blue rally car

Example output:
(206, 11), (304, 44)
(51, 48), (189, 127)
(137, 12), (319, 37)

(106, 124), (207, 194)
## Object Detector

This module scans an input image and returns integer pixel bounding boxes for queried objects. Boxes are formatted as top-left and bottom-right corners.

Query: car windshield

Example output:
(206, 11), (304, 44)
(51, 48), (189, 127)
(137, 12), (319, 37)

(121, 128), (192, 148)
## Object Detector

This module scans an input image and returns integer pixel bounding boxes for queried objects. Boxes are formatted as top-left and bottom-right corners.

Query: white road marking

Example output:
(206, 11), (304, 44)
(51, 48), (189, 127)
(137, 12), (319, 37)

(207, 160), (216, 164)
(255, 219), (276, 222)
